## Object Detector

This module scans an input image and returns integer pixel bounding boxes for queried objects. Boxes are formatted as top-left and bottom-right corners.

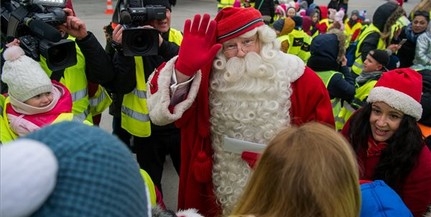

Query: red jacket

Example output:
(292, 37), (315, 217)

(342, 121), (431, 217)
(174, 65), (334, 217)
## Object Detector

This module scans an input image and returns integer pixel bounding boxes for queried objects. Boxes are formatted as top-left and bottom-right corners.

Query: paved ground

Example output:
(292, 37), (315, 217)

(71, 0), (417, 211)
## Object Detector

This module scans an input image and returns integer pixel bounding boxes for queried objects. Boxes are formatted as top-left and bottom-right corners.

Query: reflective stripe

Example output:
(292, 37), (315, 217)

(353, 61), (363, 69)
(90, 88), (109, 106)
(71, 88), (88, 102)
(331, 98), (340, 108)
(74, 108), (90, 122)
(121, 105), (150, 122)
(343, 102), (355, 112)
(334, 116), (345, 124)
(132, 88), (147, 99)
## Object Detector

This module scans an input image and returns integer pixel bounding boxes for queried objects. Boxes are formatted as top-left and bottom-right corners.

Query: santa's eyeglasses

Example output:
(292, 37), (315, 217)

(222, 35), (259, 56)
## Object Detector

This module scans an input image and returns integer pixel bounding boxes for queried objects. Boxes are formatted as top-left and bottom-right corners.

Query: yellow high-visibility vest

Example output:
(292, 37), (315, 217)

(121, 28), (183, 137)
(277, 29), (312, 63)
(40, 36), (92, 123)
(316, 70), (342, 122)
(351, 24), (385, 76)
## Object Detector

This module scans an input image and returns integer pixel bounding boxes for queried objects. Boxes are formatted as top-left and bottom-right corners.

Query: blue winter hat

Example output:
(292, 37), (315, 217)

(24, 122), (151, 217)
(360, 180), (413, 217)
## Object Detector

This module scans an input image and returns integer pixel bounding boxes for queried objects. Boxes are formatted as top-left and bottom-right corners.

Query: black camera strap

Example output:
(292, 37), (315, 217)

(50, 69), (64, 82)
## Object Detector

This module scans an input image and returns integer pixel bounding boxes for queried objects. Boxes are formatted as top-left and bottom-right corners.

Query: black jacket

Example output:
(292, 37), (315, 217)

(76, 32), (115, 85)
(109, 30), (180, 131)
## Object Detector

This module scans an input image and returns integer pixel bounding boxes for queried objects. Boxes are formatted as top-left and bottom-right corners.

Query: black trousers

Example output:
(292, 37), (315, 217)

(112, 116), (181, 194)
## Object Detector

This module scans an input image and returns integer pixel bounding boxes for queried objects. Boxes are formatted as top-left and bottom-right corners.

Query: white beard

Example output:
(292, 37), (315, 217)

(209, 50), (297, 214)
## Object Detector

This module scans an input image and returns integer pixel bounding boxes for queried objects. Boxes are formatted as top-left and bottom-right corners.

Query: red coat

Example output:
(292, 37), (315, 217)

(174, 65), (334, 217)
(342, 122), (431, 217)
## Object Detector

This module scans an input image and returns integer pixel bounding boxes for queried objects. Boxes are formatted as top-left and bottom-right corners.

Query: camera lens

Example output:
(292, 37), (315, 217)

(48, 46), (67, 64)
(122, 28), (159, 56)
(39, 39), (77, 71)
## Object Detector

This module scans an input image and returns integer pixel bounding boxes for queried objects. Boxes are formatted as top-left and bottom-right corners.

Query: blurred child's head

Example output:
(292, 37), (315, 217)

(1, 46), (53, 107)
(287, 6), (296, 17)
(350, 10), (360, 21)
(231, 122), (361, 217)
(363, 49), (389, 72)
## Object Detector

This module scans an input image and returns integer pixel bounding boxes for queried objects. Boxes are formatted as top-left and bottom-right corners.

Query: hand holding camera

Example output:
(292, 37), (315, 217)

(57, 8), (88, 40)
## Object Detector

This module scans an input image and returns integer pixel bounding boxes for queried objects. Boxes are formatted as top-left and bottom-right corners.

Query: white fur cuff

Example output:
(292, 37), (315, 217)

(147, 56), (202, 126)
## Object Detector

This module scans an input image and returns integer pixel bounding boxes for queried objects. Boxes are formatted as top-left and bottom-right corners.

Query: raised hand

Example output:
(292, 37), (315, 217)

(175, 14), (222, 77)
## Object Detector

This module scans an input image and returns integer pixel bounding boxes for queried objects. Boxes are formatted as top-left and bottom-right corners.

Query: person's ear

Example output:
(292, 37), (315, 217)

(376, 63), (383, 71)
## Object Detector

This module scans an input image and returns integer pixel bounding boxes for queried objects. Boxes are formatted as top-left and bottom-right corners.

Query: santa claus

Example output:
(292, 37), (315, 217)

(147, 7), (335, 217)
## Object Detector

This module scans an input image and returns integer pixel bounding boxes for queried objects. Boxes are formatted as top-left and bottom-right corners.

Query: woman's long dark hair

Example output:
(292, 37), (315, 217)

(348, 103), (424, 192)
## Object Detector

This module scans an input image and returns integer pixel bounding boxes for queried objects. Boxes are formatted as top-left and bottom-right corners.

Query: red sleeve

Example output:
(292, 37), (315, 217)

(400, 146), (431, 217)
(290, 67), (335, 128)
(351, 29), (361, 42)
(149, 62), (166, 94)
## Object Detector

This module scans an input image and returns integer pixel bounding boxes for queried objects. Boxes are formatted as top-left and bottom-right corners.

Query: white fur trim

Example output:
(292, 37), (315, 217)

(0, 139), (58, 217)
(176, 208), (204, 217)
(367, 86), (422, 120)
(147, 56), (201, 126)
(282, 52), (305, 82)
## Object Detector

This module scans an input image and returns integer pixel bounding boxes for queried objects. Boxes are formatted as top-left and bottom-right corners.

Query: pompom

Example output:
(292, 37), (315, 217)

(176, 208), (204, 217)
(192, 151), (212, 183)
(3, 46), (25, 62)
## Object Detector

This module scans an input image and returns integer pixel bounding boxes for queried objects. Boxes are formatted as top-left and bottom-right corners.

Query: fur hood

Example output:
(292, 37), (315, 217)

(372, 2), (404, 38)
(307, 28), (346, 71)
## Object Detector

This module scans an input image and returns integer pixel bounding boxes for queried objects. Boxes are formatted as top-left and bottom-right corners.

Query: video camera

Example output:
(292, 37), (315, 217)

(1, 0), (77, 71)
(114, 0), (167, 56)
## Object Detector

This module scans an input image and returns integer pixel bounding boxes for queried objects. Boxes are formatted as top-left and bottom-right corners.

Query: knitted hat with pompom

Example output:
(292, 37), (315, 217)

(1, 46), (52, 102)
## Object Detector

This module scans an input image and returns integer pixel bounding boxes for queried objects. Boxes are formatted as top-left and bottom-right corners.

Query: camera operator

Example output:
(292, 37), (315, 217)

(108, 0), (182, 194)
(1, 3), (114, 124)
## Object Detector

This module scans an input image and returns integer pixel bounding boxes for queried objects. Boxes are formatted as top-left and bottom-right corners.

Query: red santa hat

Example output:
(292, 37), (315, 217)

(367, 68), (423, 120)
(215, 7), (264, 43)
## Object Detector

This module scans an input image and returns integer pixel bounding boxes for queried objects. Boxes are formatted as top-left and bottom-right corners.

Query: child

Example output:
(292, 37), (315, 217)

(344, 10), (363, 66)
(360, 180), (413, 217)
(412, 20), (431, 71)
(229, 122), (361, 217)
(272, 17), (295, 53)
(1, 46), (74, 142)
(341, 68), (431, 217)
(336, 49), (389, 130)
(307, 28), (355, 123)
(0, 121), (204, 217)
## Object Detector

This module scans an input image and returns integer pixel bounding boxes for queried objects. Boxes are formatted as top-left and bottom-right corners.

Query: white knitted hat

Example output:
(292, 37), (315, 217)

(0, 139), (58, 217)
(1, 46), (52, 102)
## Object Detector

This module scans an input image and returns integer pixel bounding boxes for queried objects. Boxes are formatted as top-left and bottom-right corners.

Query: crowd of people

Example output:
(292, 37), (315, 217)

(1, 0), (431, 216)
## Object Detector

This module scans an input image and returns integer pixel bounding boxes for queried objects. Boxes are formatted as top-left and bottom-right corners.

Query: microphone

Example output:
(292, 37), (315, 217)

(23, 18), (62, 42)
(120, 10), (132, 25)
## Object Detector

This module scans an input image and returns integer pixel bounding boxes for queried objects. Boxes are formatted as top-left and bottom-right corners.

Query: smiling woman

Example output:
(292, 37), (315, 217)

(341, 68), (431, 217)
